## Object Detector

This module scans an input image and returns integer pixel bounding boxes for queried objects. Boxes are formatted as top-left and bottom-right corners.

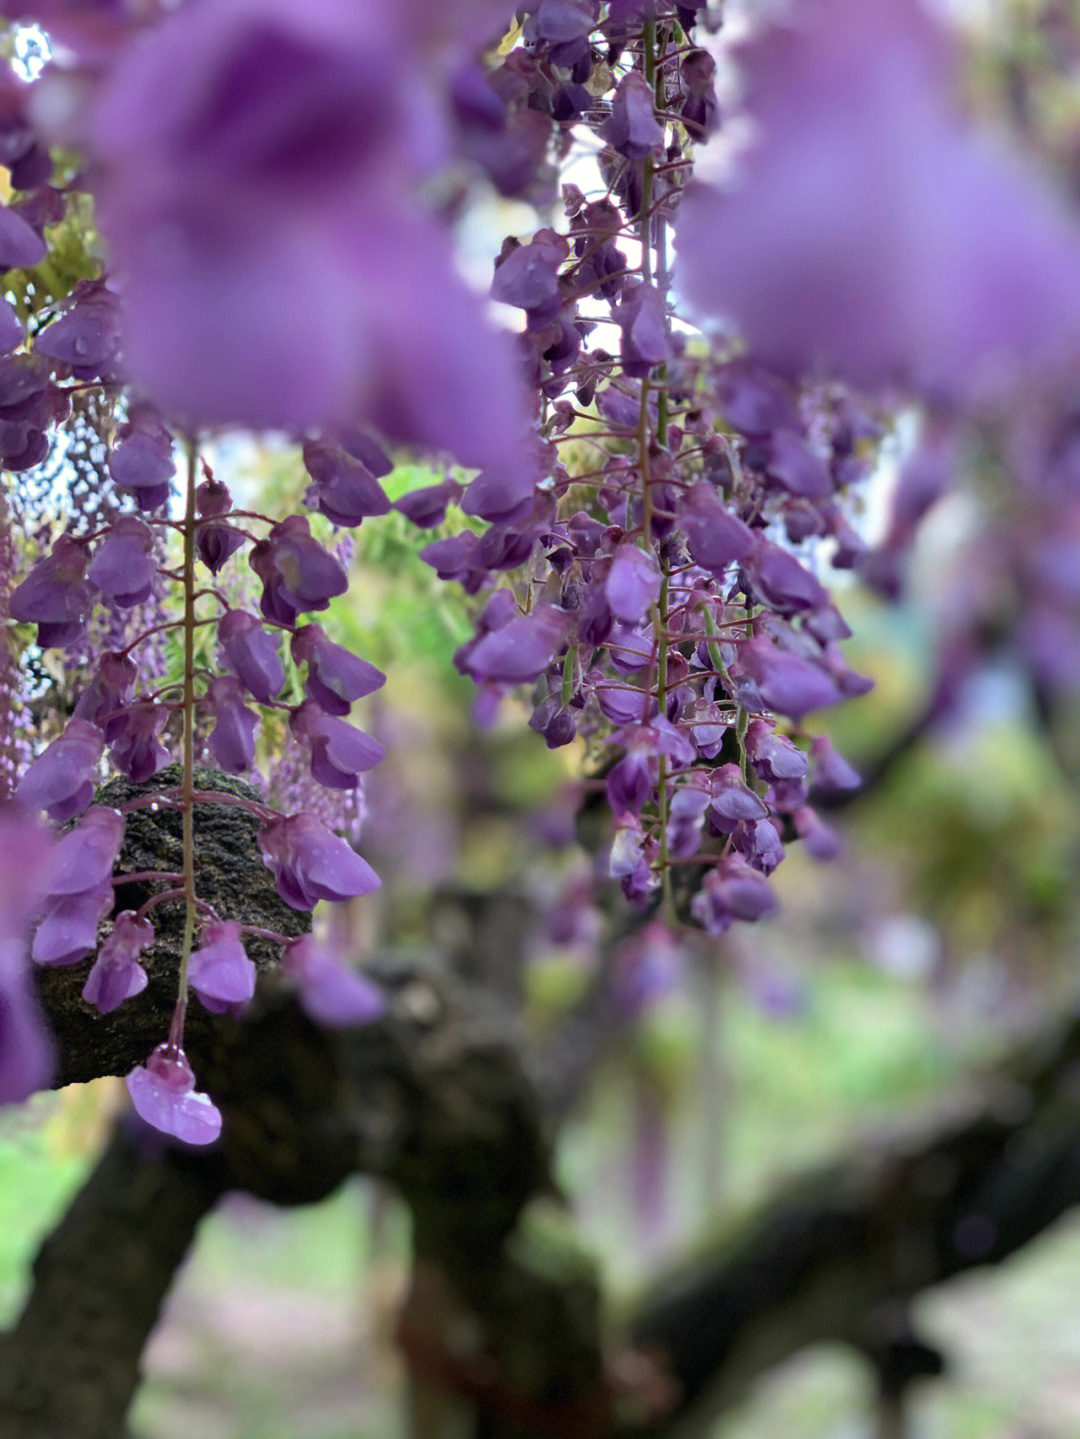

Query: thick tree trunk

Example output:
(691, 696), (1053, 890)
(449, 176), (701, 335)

(0, 1124), (226, 1439)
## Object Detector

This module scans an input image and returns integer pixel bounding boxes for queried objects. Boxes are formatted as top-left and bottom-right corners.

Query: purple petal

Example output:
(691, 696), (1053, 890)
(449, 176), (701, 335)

(32, 879), (113, 966)
(461, 604), (570, 684)
(606, 544), (662, 624)
(282, 936), (384, 1028)
(16, 718), (103, 821)
(258, 813), (380, 910)
(188, 920), (255, 1007)
(126, 1044), (222, 1145)
(46, 806), (125, 895)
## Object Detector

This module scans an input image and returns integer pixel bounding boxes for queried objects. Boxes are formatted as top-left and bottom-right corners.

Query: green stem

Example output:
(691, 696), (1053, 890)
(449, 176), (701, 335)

(172, 438), (200, 1044)
(640, 17), (675, 923)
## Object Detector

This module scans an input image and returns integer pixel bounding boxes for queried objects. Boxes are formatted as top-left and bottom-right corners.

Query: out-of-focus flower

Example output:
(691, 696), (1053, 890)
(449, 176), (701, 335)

(0, 809), (56, 1103)
(281, 935), (384, 1027)
(42, 0), (529, 471)
(677, 0), (1080, 398)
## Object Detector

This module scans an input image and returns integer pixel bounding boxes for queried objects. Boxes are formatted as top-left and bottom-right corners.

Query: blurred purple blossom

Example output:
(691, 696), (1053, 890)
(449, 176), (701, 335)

(676, 0), (1080, 397)
(281, 935), (384, 1027)
(0, 810), (56, 1102)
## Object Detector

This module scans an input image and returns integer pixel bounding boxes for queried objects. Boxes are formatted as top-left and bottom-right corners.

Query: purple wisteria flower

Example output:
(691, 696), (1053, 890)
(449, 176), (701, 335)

(0, 810), (56, 1103)
(280, 935), (384, 1027)
(606, 543), (662, 625)
(739, 635), (843, 721)
(257, 813), (380, 911)
(458, 603), (571, 684)
(290, 624), (385, 716)
(0, 297), (23, 355)
(603, 70), (664, 159)
(82, 910), (153, 1014)
(0, 202), (45, 269)
(691, 856), (779, 934)
(206, 676), (258, 774)
(57, 0), (529, 471)
(108, 702), (170, 783)
(32, 880), (113, 967)
(187, 920), (255, 1012)
(9, 534), (92, 649)
(678, 484), (755, 575)
(392, 477), (462, 529)
(108, 409), (175, 510)
(676, 0), (1080, 396)
(250, 517), (347, 627)
(302, 439), (391, 527)
(195, 476), (245, 574)
(73, 652), (138, 735)
(218, 610), (285, 705)
(126, 1043), (222, 1146)
(46, 805), (125, 894)
(33, 279), (123, 381)
(87, 516), (156, 608)
(29, 808), (123, 968)
(290, 701), (385, 790)
(16, 718), (104, 821)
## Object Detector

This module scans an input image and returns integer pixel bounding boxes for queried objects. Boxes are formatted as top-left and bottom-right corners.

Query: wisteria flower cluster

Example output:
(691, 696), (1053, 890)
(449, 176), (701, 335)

(3, 0), (1080, 1141)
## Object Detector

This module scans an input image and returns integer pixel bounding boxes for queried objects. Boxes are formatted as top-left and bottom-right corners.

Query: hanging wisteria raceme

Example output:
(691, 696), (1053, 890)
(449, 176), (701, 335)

(4, 0), (1080, 1142)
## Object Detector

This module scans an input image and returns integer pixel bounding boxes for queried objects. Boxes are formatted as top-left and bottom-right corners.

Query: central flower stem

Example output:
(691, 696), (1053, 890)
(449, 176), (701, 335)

(640, 16), (675, 922)
(171, 437), (200, 1045)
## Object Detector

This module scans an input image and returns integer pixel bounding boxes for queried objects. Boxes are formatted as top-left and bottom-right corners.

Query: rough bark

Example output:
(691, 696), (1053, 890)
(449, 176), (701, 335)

(35, 766), (308, 1088)
(0, 1124), (227, 1439)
